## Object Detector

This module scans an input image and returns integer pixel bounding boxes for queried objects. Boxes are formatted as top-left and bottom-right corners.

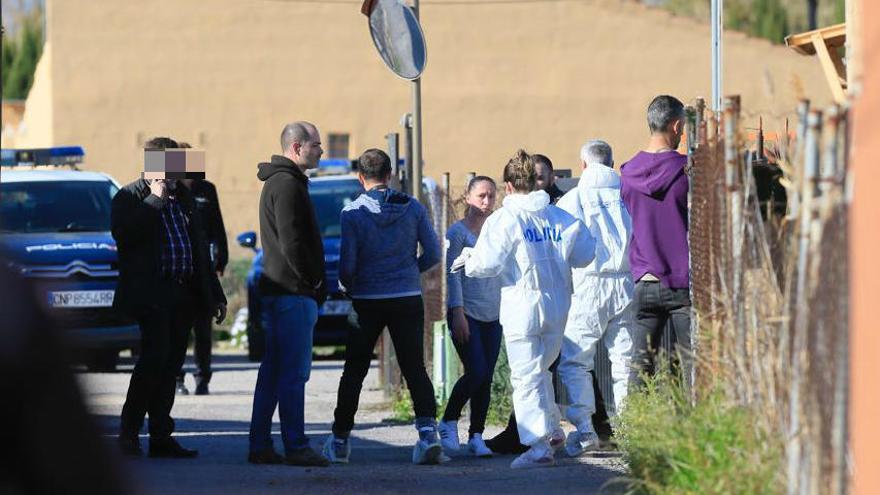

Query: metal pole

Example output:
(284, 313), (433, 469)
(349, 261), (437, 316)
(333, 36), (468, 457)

(386, 132), (401, 191)
(402, 113), (414, 195)
(711, 0), (723, 112)
(411, 0), (424, 204)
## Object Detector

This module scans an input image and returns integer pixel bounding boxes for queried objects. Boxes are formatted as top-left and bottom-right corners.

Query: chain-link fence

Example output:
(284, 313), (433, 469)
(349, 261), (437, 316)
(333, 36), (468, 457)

(687, 96), (849, 495)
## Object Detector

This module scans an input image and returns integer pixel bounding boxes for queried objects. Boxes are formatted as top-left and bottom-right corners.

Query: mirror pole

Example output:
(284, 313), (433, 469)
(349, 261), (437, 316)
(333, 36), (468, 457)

(411, 0), (423, 203)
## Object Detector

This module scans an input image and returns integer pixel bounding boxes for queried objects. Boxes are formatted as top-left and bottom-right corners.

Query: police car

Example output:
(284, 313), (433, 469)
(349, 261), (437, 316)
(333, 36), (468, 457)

(1, 147), (139, 371)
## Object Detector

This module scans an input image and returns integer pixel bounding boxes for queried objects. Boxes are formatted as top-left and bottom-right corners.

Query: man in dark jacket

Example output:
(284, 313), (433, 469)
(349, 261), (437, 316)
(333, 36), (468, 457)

(534, 154), (565, 204)
(114, 136), (227, 458)
(247, 121), (329, 467)
(176, 142), (229, 396)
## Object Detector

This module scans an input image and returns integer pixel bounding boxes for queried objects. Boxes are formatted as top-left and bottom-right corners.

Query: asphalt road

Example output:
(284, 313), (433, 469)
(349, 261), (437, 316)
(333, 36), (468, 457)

(79, 352), (627, 495)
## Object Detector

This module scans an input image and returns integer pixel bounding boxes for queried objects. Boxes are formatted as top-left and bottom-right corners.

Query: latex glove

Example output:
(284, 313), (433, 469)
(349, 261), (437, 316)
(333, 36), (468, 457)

(449, 247), (474, 273)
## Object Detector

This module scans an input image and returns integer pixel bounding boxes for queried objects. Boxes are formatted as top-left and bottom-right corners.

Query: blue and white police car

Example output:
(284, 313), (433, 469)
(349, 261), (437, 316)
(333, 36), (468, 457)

(1, 147), (139, 371)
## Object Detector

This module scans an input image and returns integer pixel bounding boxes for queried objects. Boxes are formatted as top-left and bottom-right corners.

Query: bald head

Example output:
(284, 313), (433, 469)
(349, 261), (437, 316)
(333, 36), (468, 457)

(279, 121), (322, 170)
(280, 122), (317, 154)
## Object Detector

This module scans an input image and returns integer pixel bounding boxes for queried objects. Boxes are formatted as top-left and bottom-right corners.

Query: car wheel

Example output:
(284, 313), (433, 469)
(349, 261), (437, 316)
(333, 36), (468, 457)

(86, 350), (119, 372)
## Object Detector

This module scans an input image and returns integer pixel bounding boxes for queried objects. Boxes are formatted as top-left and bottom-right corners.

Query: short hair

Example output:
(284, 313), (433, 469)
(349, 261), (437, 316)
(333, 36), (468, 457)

(647, 95), (685, 133)
(503, 149), (537, 193)
(580, 140), (613, 167)
(466, 175), (496, 194)
(178, 142), (192, 149)
(279, 121), (316, 153)
(532, 153), (553, 171)
(357, 148), (392, 181)
(144, 136), (178, 150)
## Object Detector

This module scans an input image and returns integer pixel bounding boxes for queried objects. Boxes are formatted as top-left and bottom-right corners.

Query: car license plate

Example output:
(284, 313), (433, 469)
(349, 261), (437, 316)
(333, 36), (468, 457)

(321, 300), (352, 316)
(49, 290), (115, 308)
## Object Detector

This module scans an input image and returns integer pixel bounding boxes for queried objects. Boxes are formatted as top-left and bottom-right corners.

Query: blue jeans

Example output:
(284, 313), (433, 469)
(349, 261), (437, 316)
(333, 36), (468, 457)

(442, 313), (503, 435)
(248, 294), (317, 453)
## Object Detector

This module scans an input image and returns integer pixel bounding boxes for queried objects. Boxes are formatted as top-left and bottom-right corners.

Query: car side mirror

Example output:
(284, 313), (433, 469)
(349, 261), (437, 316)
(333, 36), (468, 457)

(237, 231), (257, 250)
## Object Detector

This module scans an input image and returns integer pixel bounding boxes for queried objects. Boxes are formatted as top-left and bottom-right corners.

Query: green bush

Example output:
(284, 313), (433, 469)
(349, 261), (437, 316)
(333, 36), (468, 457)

(615, 373), (783, 495)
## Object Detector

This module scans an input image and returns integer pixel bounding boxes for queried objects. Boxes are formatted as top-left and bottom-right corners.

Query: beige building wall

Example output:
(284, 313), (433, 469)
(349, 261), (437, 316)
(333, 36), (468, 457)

(39, 0), (831, 257)
(5, 42), (54, 148)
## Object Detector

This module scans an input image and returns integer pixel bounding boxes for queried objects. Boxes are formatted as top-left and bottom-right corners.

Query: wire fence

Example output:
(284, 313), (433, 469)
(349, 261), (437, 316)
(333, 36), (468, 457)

(381, 98), (850, 489)
(687, 96), (850, 495)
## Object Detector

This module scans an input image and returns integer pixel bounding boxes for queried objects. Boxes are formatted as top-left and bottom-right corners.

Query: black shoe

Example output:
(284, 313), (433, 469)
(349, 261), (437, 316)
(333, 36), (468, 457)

(117, 435), (143, 457)
(248, 448), (284, 464)
(194, 382), (209, 396)
(485, 431), (529, 455)
(149, 437), (198, 458)
(176, 379), (190, 395)
(284, 447), (330, 467)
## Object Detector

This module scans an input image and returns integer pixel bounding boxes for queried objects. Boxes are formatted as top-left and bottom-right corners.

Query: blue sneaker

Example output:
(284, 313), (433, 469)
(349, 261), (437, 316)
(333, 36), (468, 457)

(413, 426), (442, 465)
(322, 434), (350, 464)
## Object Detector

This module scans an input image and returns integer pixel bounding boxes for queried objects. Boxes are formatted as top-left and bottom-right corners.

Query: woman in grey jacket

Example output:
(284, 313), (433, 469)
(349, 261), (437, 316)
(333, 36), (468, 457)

(438, 176), (503, 458)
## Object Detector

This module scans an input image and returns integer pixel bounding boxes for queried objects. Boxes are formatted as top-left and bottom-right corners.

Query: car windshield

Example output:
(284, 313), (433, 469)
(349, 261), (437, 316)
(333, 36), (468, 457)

(310, 179), (364, 238)
(0, 180), (118, 233)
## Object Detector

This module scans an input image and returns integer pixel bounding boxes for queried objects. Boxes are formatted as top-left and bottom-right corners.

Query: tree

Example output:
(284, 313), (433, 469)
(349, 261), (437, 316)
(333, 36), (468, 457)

(1, 11), (41, 99)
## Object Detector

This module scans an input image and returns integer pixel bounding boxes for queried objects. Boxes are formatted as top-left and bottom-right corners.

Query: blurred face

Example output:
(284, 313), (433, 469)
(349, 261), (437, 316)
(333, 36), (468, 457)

(466, 180), (496, 217)
(535, 162), (554, 192)
(291, 127), (323, 169)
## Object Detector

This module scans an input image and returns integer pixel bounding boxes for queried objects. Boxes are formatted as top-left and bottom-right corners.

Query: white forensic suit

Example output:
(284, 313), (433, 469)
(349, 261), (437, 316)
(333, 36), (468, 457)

(462, 190), (595, 447)
(556, 162), (635, 431)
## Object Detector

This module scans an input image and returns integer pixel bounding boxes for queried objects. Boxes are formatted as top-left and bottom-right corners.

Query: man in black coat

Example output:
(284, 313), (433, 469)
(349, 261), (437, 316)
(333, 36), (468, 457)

(113, 136), (227, 458)
(175, 142), (229, 396)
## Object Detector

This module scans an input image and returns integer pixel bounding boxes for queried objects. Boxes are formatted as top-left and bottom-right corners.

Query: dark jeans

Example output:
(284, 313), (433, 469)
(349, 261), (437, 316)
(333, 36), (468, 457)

(442, 313), (503, 436)
(120, 280), (196, 439)
(630, 280), (692, 390)
(248, 294), (317, 453)
(177, 314), (213, 385)
(332, 296), (436, 436)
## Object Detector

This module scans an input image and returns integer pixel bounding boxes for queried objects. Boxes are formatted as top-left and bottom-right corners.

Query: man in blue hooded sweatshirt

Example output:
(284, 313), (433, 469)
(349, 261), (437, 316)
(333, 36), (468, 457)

(323, 149), (443, 465)
(620, 95), (692, 391)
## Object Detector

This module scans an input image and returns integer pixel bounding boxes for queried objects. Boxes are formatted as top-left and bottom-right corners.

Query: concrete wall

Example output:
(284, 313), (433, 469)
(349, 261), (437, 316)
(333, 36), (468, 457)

(38, 0), (831, 256)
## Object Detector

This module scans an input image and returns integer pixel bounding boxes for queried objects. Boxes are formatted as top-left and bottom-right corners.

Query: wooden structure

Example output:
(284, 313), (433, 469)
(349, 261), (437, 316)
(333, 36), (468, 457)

(786, 23), (848, 103)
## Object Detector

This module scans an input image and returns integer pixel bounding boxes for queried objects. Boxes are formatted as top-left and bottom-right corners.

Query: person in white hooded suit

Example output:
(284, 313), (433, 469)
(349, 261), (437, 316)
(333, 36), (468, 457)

(556, 140), (635, 457)
(452, 150), (596, 469)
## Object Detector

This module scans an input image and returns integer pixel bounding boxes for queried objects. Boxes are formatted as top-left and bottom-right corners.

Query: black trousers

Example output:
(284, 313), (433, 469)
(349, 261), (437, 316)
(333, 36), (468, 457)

(120, 281), (196, 439)
(177, 314), (213, 385)
(630, 280), (692, 391)
(332, 296), (437, 436)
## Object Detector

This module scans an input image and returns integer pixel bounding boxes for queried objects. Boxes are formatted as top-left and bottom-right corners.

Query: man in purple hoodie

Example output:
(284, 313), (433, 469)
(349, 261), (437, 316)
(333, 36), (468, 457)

(620, 95), (692, 390)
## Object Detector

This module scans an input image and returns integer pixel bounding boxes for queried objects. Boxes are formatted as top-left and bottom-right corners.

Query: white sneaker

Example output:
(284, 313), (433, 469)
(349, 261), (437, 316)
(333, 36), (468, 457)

(549, 427), (565, 453)
(467, 434), (493, 458)
(510, 446), (556, 470)
(438, 420), (461, 453)
(413, 427), (443, 465)
(322, 434), (351, 464)
(564, 430), (600, 457)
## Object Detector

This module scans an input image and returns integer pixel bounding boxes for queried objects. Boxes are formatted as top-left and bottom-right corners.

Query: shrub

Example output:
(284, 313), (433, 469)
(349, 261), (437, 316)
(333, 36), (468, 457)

(614, 373), (783, 495)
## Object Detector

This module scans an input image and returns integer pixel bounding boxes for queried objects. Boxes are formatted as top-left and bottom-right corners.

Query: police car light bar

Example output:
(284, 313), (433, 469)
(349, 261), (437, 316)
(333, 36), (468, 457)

(0, 146), (85, 167)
